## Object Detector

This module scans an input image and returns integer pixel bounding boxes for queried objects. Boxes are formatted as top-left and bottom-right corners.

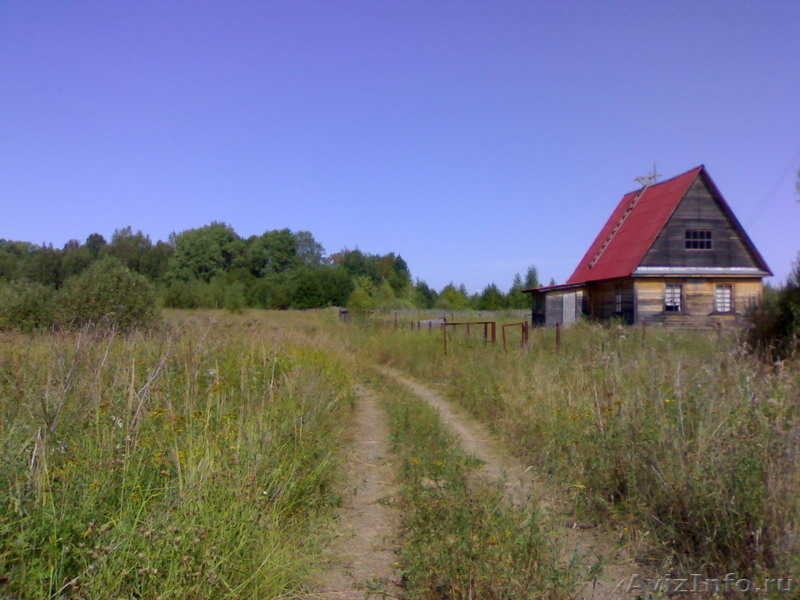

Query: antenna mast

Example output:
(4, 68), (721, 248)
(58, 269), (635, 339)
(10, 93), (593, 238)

(587, 164), (660, 270)
(635, 163), (661, 187)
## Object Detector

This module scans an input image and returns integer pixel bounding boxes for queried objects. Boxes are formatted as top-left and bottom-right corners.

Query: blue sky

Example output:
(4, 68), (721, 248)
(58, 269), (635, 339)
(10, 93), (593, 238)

(2, 0), (798, 293)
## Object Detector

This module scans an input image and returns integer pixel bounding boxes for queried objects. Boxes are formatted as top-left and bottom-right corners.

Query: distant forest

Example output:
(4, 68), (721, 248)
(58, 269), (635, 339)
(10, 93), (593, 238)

(0, 223), (540, 311)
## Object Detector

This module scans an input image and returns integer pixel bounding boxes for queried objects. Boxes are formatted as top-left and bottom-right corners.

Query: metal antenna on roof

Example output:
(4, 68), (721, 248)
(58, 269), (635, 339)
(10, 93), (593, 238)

(587, 164), (659, 270)
(635, 163), (661, 187)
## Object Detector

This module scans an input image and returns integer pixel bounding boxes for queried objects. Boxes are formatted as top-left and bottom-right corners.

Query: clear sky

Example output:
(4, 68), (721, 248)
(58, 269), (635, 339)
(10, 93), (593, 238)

(2, 0), (799, 293)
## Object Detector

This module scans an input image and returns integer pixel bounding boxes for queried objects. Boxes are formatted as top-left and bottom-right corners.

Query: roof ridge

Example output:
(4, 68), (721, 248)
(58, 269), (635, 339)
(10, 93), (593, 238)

(617, 165), (704, 198)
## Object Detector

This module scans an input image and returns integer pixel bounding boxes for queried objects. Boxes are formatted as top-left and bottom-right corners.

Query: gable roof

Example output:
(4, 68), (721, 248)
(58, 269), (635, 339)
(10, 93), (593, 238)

(564, 165), (770, 286)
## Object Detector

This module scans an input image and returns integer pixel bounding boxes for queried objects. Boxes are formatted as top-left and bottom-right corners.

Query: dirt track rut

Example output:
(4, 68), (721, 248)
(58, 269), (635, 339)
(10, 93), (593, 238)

(376, 365), (641, 600)
(305, 385), (400, 599)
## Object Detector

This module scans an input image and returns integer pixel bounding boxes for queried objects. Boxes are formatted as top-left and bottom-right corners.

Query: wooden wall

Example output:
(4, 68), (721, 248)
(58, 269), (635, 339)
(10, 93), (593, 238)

(633, 278), (763, 325)
(587, 279), (635, 323)
(640, 174), (762, 269)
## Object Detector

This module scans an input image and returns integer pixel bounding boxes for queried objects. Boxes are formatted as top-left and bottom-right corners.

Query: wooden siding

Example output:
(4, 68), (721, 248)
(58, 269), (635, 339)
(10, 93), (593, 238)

(543, 289), (586, 326)
(633, 278), (763, 326)
(586, 279), (635, 323)
(639, 174), (762, 269)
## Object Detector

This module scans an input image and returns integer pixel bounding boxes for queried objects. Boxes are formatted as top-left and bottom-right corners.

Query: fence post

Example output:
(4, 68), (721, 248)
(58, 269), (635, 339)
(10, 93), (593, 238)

(556, 322), (561, 351)
(443, 323), (448, 356)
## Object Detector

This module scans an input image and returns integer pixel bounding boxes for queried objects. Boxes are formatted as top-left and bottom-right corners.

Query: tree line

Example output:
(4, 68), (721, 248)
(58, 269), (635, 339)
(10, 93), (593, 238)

(0, 222), (541, 328)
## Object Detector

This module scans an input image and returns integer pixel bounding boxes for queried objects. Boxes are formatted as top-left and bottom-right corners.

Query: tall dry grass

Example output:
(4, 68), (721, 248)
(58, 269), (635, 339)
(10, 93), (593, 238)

(0, 310), (354, 599)
(345, 318), (800, 581)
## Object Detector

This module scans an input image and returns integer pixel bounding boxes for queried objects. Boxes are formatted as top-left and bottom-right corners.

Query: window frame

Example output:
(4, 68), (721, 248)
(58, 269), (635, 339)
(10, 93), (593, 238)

(714, 284), (733, 313)
(685, 229), (713, 250)
(664, 283), (683, 312)
(614, 283), (623, 314)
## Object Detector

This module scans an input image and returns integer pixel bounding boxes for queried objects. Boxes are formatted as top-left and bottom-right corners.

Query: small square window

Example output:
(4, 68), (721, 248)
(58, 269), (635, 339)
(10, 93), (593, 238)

(665, 284), (682, 312)
(685, 230), (712, 250)
(715, 285), (733, 313)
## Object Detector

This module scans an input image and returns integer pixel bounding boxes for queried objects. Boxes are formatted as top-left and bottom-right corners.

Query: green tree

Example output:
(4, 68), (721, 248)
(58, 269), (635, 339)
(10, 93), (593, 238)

(290, 266), (352, 309)
(332, 249), (380, 284)
(475, 283), (506, 310)
(167, 222), (243, 282)
(85, 233), (107, 258)
(294, 231), (325, 266)
(436, 283), (469, 310)
(57, 258), (160, 330)
(508, 266), (540, 308)
(0, 240), (47, 282)
(140, 241), (174, 281)
(248, 229), (298, 276)
(347, 276), (377, 314)
(60, 239), (93, 280)
(0, 281), (56, 330)
(106, 226), (152, 273)
(379, 253), (412, 296)
(414, 280), (438, 309)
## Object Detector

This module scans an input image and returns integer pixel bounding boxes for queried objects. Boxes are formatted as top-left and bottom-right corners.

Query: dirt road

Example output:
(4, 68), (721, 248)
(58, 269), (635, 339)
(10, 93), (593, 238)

(376, 365), (641, 600)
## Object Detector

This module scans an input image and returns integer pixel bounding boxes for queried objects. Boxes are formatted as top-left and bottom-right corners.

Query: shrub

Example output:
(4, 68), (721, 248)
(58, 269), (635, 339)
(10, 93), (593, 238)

(56, 257), (161, 330)
(0, 280), (56, 330)
(747, 254), (800, 359)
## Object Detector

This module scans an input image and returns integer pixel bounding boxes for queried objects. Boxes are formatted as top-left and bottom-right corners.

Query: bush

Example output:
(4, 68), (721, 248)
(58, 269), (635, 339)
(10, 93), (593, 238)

(0, 281), (56, 330)
(747, 254), (800, 359)
(56, 258), (161, 330)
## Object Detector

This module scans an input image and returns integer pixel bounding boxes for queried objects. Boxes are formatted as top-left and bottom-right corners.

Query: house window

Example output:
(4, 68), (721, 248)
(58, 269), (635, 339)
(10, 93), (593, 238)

(685, 230), (712, 249)
(715, 285), (733, 313)
(614, 284), (622, 313)
(665, 284), (682, 312)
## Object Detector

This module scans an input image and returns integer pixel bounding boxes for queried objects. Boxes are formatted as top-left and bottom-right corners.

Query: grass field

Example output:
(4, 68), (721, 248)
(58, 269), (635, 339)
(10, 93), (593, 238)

(344, 313), (800, 583)
(1, 308), (798, 598)
(0, 311), (354, 599)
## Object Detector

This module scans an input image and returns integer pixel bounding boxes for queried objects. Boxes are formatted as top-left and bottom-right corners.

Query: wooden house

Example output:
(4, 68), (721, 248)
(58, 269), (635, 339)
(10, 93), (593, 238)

(524, 166), (772, 327)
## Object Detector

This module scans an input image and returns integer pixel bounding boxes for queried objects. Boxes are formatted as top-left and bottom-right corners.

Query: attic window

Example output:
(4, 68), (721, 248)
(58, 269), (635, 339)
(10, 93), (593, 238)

(685, 230), (712, 250)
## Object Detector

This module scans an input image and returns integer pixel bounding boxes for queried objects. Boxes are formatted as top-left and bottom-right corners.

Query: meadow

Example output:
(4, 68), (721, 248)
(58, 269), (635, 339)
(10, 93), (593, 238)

(0, 311), (355, 599)
(1, 308), (798, 598)
(346, 313), (800, 584)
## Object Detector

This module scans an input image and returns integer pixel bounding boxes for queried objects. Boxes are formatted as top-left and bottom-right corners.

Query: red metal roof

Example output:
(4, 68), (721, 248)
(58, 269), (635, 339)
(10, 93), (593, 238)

(565, 166), (704, 285)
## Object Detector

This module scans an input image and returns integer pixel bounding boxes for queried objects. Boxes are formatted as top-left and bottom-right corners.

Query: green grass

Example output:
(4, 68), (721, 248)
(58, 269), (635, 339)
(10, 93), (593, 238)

(369, 372), (577, 600)
(0, 312), (355, 599)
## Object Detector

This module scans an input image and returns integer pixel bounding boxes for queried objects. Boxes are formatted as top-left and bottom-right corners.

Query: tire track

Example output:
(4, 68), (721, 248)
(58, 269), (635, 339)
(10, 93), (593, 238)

(376, 365), (642, 600)
(305, 385), (401, 600)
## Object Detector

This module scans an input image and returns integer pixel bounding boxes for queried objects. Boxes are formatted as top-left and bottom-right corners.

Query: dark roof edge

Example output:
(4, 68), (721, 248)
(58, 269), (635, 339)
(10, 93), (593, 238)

(522, 282), (587, 294)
